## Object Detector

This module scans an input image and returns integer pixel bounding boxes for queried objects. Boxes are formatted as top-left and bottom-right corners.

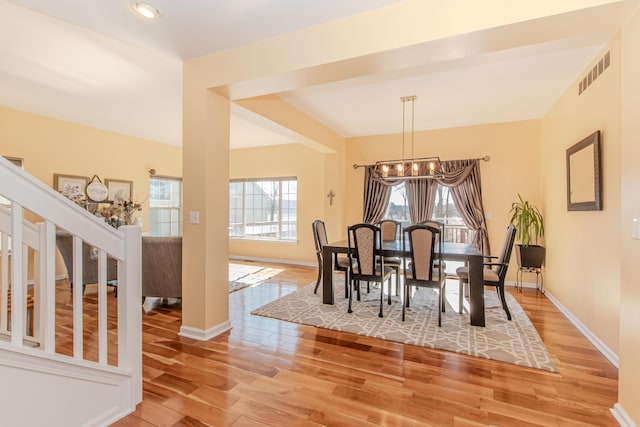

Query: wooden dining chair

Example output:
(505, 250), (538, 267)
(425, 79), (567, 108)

(377, 219), (402, 293)
(347, 223), (395, 317)
(418, 220), (447, 272)
(456, 224), (516, 320)
(402, 224), (446, 325)
(312, 219), (350, 296)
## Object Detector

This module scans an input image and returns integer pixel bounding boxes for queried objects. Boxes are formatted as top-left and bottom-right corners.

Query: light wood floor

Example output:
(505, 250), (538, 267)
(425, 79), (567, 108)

(102, 261), (618, 426)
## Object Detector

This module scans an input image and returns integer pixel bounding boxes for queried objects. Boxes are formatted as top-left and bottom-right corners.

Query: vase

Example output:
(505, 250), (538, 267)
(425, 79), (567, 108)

(123, 211), (133, 226)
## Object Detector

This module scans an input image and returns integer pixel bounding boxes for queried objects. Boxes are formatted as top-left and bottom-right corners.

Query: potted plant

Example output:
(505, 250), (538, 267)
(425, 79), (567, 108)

(508, 194), (545, 269)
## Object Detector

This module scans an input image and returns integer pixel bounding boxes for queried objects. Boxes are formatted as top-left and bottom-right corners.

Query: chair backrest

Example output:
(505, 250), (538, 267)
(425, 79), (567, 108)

(404, 224), (441, 281)
(348, 223), (380, 276)
(378, 219), (401, 242)
(494, 224), (517, 279)
(419, 220), (442, 229)
(312, 219), (328, 255)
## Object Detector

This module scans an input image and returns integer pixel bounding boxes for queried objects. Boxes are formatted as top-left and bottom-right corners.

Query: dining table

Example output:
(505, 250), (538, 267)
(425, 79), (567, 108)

(322, 239), (487, 327)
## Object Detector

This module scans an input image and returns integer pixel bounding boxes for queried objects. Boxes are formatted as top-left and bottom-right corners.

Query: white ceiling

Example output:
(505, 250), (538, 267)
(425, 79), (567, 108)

(1, 0), (638, 148)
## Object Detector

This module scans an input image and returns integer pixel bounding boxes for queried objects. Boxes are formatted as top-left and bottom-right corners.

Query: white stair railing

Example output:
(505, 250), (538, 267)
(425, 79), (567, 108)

(0, 156), (142, 413)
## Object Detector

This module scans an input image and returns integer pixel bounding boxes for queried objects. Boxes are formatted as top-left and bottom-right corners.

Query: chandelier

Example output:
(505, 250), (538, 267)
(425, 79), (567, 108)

(372, 96), (443, 181)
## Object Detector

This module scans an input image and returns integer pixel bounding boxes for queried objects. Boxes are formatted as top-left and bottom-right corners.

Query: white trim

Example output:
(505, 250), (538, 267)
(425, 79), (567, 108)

(229, 255), (315, 268)
(179, 321), (232, 341)
(0, 341), (133, 383)
(505, 280), (539, 290)
(544, 289), (619, 368)
(81, 406), (134, 427)
(611, 403), (637, 427)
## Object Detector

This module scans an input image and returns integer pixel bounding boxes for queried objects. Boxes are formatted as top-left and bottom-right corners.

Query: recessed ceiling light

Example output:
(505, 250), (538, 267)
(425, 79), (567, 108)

(131, 2), (159, 19)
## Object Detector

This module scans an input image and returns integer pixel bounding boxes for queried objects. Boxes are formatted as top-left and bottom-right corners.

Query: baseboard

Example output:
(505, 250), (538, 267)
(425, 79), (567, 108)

(229, 255), (315, 268)
(505, 280), (539, 290)
(544, 289), (619, 368)
(611, 403), (637, 427)
(179, 321), (232, 341)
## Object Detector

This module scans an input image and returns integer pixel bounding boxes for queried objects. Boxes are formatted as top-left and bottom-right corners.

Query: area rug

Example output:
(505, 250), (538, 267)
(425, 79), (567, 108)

(228, 263), (283, 293)
(252, 276), (557, 372)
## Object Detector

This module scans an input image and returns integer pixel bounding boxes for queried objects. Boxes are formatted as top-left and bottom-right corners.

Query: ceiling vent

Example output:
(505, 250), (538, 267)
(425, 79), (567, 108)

(578, 51), (610, 95)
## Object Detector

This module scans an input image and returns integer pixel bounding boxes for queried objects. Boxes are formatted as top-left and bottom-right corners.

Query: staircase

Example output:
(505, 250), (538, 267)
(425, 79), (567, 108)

(0, 156), (142, 426)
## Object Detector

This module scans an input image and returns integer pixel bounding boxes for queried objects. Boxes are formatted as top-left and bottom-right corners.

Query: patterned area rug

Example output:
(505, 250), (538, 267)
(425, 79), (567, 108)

(229, 263), (284, 293)
(252, 276), (557, 372)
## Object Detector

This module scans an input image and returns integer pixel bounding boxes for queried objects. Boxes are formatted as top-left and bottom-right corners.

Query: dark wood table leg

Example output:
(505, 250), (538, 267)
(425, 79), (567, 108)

(468, 253), (485, 327)
(322, 246), (334, 304)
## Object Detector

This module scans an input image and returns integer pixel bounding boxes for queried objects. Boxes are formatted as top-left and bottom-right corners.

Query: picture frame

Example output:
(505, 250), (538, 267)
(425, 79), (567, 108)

(4, 156), (23, 168)
(53, 173), (89, 199)
(566, 130), (602, 211)
(105, 178), (133, 201)
(1, 156), (24, 205)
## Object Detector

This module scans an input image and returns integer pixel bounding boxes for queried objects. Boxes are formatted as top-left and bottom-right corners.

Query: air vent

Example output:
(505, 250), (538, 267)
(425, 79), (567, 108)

(578, 51), (610, 95)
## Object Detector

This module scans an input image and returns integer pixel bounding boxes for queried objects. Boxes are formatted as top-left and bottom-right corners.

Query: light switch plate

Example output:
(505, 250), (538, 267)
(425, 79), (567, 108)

(189, 211), (200, 224)
(633, 218), (640, 239)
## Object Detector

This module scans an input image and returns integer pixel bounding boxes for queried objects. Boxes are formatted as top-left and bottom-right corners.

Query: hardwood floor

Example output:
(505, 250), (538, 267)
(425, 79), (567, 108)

(104, 261), (618, 426)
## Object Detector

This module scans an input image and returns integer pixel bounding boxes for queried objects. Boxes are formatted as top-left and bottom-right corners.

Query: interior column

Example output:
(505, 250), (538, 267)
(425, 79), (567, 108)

(180, 82), (231, 339)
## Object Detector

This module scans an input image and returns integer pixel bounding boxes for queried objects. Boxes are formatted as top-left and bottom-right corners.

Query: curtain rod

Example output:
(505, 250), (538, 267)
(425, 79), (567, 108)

(352, 155), (490, 169)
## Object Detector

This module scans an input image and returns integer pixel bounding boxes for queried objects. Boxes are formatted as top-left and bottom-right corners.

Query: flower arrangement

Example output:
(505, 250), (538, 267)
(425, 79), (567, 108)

(115, 198), (142, 225)
(100, 197), (143, 228)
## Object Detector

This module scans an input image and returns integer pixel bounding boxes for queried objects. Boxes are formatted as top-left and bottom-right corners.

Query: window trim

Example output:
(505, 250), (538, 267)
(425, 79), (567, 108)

(149, 175), (183, 237)
(229, 177), (297, 242)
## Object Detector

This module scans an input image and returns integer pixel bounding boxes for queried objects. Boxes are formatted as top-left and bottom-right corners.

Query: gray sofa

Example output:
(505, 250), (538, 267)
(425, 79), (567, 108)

(56, 231), (118, 294)
(142, 236), (182, 301)
(56, 232), (182, 301)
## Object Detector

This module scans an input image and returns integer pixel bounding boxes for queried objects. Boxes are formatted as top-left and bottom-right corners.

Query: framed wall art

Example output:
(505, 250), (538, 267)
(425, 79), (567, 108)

(53, 173), (89, 199)
(105, 178), (133, 201)
(1, 156), (24, 205)
(566, 130), (602, 211)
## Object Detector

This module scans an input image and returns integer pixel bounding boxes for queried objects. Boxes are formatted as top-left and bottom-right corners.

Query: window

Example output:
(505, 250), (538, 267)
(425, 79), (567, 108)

(431, 184), (471, 243)
(384, 183), (410, 228)
(149, 177), (182, 236)
(229, 178), (297, 241)
(382, 182), (470, 243)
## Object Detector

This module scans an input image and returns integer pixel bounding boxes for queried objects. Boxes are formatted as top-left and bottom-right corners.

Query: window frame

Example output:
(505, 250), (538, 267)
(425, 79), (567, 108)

(149, 175), (183, 237)
(229, 177), (297, 242)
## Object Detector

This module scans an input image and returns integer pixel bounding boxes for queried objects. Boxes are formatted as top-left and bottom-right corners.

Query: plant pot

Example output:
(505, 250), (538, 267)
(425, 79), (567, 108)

(516, 244), (545, 269)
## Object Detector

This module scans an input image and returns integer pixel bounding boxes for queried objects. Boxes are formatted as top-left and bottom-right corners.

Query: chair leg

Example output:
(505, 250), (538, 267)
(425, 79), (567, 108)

(344, 273), (349, 298)
(496, 284), (512, 320)
(402, 283), (407, 321)
(437, 289), (442, 327)
(378, 281), (384, 318)
(458, 279), (465, 314)
(313, 256), (322, 294)
(347, 277), (353, 314)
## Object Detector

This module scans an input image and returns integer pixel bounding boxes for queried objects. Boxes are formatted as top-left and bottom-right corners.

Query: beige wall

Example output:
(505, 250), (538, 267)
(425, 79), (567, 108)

(619, 7), (640, 424)
(229, 143), (332, 264)
(345, 119), (542, 282)
(0, 106), (183, 276)
(540, 37), (621, 355)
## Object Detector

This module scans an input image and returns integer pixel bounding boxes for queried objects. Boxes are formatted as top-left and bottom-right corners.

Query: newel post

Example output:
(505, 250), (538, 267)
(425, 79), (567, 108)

(118, 225), (142, 405)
